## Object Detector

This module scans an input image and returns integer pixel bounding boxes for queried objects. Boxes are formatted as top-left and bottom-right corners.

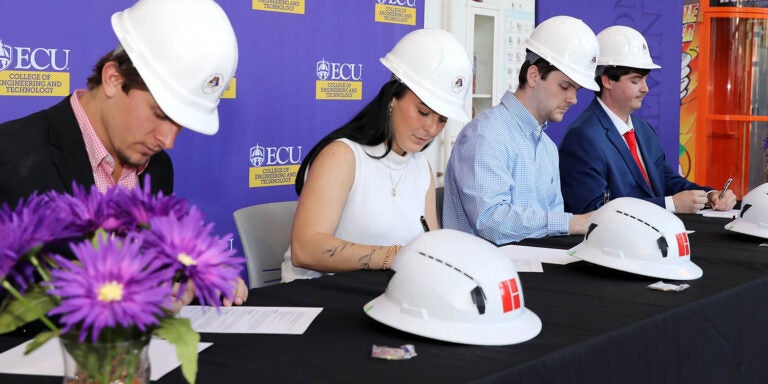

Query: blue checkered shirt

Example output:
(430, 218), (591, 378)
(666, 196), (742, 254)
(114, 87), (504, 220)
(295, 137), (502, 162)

(443, 91), (572, 244)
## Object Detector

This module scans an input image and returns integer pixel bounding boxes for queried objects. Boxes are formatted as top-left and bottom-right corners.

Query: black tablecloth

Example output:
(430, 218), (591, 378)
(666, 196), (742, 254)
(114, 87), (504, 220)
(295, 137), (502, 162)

(2, 214), (767, 383)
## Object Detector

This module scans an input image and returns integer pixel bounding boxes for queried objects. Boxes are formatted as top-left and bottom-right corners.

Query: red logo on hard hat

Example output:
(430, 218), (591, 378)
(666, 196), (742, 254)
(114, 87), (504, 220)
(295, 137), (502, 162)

(676, 233), (690, 257)
(498, 278), (521, 313)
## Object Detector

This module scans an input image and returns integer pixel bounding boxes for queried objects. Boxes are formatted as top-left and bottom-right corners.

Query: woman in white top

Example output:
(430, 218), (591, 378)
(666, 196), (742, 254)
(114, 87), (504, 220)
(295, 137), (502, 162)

(282, 28), (472, 282)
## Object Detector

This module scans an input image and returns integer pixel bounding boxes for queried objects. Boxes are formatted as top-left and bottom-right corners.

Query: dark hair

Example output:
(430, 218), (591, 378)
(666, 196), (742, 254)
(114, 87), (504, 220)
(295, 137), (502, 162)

(294, 78), (410, 195)
(517, 51), (559, 89)
(86, 48), (148, 94)
(595, 66), (651, 97)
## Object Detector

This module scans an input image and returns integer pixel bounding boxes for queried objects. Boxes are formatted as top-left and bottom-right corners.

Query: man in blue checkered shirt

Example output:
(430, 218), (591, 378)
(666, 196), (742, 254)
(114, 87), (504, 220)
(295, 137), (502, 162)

(443, 16), (599, 244)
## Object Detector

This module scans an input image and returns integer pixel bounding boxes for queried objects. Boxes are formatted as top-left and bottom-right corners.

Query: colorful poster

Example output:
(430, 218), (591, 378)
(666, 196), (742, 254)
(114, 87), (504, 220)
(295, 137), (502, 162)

(680, 0), (701, 180)
(0, 0), (422, 282)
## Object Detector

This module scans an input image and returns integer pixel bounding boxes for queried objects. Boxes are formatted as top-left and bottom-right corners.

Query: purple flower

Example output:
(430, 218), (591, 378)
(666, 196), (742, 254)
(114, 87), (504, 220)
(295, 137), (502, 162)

(47, 234), (174, 343)
(111, 179), (189, 231)
(51, 184), (128, 235)
(0, 194), (74, 291)
(0, 223), (23, 284)
(144, 207), (244, 307)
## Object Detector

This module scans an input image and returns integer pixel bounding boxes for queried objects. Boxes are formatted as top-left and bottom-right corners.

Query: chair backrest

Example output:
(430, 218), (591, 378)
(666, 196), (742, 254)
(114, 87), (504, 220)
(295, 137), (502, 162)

(435, 186), (444, 227)
(233, 200), (298, 288)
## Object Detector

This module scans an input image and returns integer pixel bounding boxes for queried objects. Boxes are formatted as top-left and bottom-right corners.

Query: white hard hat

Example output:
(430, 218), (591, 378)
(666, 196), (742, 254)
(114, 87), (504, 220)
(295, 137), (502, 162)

(725, 183), (768, 238)
(568, 197), (703, 280)
(380, 28), (472, 122)
(597, 25), (661, 69)
(111, 0), (238, 135)
(524, 15), (600, 91)
(364, 229), (541, 346)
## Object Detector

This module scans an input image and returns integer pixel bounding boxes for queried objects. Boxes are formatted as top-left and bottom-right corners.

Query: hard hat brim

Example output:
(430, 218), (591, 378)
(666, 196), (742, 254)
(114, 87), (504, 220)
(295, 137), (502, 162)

(380, 56), (471, 123)
(725, 218), (768, 239)
(597, 60), (661, 70)
(569, 242), (703, 281)
(364, 293), (542, 346)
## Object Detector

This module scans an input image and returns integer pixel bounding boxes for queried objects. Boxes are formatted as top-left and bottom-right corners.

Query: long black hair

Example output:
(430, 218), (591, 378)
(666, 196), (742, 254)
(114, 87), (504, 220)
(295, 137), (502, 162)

(294, 78), (410, 195)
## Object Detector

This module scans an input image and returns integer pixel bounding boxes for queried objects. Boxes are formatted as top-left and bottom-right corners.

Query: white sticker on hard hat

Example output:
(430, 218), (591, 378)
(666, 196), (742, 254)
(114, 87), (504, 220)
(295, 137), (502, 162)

(202, 74), (224, 94)
(451, 76), (466, 93)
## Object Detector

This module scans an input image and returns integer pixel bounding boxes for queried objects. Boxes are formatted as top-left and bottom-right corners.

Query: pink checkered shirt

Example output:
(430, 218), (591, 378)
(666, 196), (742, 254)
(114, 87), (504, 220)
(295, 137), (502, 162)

(70, 90), (147, 193)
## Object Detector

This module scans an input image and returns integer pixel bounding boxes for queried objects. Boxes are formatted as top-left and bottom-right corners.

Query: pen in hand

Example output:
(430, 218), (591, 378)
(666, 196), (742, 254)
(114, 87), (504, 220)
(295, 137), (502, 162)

(718, 177), (733, 200)
(420, 215), (430, 232)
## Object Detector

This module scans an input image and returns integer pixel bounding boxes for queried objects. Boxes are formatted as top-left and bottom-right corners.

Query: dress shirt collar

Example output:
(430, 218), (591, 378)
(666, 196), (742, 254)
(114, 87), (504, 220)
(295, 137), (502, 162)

(503, 91), (546, 142)
(71, 90), (148, 192)
(72, 90), (112, 172)
(596, 97), (635, 135)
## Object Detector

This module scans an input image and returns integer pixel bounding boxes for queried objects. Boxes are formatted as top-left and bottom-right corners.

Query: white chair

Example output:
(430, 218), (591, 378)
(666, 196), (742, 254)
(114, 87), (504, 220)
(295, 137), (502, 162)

(233, 200), (297, 288)
(435, 186), (444, 226)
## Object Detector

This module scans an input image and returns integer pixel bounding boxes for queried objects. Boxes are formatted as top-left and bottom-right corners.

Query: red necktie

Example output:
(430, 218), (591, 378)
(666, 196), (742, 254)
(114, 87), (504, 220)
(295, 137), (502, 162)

(623, 129), (650, 186)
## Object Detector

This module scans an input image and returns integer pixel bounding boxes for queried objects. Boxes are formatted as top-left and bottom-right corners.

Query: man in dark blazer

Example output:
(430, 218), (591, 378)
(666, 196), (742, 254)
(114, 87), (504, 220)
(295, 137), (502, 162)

(0, 97), (173, 207)
(559, 25), (736, 214)
(0, 0), (248, 306)
(0, 0), (238, 210)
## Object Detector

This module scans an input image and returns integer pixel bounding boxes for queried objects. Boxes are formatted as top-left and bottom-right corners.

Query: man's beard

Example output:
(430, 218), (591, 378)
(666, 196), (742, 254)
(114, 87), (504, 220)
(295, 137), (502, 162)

(117, 149), (149, 168)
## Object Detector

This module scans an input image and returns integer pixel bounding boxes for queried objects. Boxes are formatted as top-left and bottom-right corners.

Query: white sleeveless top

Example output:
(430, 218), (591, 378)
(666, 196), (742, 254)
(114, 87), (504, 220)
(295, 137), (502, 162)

(281, 138), (431, 282)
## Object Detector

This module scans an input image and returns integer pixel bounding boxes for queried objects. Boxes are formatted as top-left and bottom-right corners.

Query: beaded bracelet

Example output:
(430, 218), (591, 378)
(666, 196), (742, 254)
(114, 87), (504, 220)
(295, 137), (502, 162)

(382, 244), (399, 270)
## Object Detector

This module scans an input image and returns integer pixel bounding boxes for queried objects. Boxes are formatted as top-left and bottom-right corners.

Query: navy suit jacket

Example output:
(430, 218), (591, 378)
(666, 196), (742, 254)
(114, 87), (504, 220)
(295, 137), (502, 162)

(559, 98), (709, 214)
(0, 97), (173, 207)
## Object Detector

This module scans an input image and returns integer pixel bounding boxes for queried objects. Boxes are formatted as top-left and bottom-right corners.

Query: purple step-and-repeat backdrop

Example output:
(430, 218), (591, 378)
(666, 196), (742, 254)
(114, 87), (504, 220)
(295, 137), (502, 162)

(0, 0), (422, 275)
(0, 0), (684, 282)
(538, 0), (683, 169)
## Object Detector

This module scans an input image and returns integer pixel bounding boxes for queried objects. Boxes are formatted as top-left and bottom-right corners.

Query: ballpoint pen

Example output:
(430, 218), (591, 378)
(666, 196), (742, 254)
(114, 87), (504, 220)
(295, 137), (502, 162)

(718, 177), (733, 200)
(603, 190), (610, 206)
(420, 215), (430, 232)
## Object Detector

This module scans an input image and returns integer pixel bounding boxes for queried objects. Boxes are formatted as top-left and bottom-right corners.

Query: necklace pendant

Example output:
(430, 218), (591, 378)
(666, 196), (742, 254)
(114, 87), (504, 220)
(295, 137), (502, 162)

(391, 188), (396, 197)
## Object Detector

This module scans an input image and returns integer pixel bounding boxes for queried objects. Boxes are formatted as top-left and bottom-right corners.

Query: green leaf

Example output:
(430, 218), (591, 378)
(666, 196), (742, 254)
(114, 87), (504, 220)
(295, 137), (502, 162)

(25, 330), (59, 354)
(155, 317), (200, 384)
(0, 285), (57, 333)
(91, 228), (109, 249)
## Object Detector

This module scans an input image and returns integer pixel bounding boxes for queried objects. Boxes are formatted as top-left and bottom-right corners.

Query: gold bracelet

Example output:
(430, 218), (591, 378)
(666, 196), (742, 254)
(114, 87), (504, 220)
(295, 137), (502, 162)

(382, 244), (399, 270)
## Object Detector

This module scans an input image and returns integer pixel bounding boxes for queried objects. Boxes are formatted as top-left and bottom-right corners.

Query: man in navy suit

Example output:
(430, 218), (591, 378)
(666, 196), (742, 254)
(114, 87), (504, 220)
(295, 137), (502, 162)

(559, 26), (736, 214)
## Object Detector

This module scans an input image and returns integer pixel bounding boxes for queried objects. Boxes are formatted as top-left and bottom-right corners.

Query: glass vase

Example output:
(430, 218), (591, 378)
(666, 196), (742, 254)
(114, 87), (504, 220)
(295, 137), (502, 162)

(59, 332), (151, 384)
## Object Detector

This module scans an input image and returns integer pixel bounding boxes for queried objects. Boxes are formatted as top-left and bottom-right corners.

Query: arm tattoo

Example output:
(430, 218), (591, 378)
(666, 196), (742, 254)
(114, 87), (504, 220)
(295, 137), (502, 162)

(322, 241), (353, 258)
(358, 247), (377, 270)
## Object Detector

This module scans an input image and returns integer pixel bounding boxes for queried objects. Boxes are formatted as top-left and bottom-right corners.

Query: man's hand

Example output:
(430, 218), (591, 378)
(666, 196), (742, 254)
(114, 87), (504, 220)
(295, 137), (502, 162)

(168, 281), (195, 315)
(223, 277), (248, 307)
(672, 190), (708, 213)
(568, 211), (594, 235)
(707, 189), (737, 211)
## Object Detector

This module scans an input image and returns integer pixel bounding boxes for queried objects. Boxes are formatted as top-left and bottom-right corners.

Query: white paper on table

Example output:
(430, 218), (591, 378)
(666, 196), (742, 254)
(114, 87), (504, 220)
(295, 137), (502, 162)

(697, 208), (739, 219)
(509, 258), (544, 273)
(179, 306), (322, 334)
(498, 244), (580, 271)
(0, 337), (211, 380)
